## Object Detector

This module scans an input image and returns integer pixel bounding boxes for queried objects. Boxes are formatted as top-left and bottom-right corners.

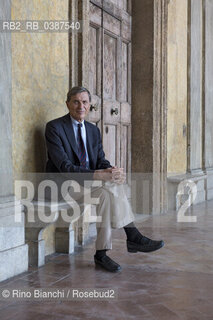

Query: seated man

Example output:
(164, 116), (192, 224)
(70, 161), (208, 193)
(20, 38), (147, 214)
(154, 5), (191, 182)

(45, 86), (164, 272)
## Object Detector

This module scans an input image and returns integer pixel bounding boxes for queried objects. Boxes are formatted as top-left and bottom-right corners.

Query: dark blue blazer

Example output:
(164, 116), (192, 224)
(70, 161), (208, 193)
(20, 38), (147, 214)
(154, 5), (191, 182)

(45, 113), (111, 175)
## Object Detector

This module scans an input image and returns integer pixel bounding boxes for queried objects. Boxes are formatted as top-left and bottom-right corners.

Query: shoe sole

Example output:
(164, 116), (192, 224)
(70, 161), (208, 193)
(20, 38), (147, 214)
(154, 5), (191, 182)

(127, 241), (164, 253)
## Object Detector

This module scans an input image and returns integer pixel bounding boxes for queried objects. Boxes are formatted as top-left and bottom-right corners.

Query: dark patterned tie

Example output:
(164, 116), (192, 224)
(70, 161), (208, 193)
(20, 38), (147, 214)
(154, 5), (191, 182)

(77, 123), (87, 167)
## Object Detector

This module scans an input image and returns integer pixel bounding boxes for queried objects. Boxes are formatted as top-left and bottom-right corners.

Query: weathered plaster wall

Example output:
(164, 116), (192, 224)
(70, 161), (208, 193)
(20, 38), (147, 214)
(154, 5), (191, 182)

(11, 0), (69, 255)
(167, 0), (188, 174)
(11, 0), (69, 174)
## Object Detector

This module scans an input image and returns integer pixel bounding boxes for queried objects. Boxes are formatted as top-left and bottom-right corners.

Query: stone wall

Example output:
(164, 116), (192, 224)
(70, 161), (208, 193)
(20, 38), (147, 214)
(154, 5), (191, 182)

(11, 0), (69, 173)
(0, 0), (28, 282)
(11, 0), (69, 255)
(0, 0), (13, 197)
(167, 0), (188, 174)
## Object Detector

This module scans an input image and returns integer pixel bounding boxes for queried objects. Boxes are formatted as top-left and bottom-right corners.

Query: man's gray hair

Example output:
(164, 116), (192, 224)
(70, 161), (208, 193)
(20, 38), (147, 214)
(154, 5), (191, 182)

(66, 86), (91, 103)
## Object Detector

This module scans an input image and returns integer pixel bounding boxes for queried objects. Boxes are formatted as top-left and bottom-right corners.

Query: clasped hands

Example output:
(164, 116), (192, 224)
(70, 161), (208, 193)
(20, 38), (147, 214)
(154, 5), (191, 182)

(93, 166), (126, 184)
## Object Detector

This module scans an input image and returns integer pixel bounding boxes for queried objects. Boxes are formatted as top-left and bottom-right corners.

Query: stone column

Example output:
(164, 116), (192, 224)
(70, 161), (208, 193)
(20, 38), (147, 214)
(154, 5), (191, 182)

(132, 0), (168, 214)
(204, 0), (213, 199)
(179, 0), (206, 207)
(0, 0), (28, 282)
(187, 0), (203, 175)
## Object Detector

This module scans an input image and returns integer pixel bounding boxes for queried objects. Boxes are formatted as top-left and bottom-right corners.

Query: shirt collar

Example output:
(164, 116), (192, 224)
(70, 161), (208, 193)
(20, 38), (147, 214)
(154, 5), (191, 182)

(70, 115), (84, 127)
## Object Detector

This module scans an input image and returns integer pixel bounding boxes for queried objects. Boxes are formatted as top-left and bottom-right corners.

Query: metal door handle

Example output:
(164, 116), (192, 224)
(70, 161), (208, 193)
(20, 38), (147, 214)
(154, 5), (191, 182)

(90, 104), (98, 111)
(111, 108), (118, 115)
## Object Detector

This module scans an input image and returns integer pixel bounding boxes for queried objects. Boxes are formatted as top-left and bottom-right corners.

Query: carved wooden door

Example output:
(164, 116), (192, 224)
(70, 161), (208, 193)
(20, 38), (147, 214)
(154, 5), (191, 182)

(87, 2), (102, 129)
(88, 0), (132, 171)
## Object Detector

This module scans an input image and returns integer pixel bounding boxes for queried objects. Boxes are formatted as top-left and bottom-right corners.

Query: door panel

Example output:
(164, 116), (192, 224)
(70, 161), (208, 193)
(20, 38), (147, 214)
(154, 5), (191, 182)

(90, 2), (102, 25)
(89, 0), (132, 171)
(104, 0), (128, 11)
(121, 124), (128, 172)
(103, 124), (119, 166)
(112, 0), (128, 10)
(103, 28), (121, 166)
(121, 41), (128, 101)
(89, 27), (98, 96)
(103, 33), (117, 100)
(87, 3), (102, 126)
(103, 12), (120, 36)
(90, 0), (103, 7)
(120, 122), (131, 172)
(121, 11), (131, 41)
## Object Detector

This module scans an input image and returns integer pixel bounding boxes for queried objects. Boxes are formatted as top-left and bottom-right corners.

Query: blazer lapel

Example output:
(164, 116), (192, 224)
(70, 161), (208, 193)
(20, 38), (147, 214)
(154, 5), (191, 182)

(85, 121), (95, 168)
(62, 113), (79, 159)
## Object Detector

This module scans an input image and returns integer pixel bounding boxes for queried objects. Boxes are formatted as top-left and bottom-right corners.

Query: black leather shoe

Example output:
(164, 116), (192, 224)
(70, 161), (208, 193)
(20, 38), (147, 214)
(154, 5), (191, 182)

(94, 255), (122, 272)
(127, 236), (164, 253)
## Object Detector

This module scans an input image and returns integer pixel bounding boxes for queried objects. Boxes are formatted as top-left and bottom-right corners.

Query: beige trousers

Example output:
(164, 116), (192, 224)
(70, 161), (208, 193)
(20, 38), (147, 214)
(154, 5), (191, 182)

(68, 181), (135, 250)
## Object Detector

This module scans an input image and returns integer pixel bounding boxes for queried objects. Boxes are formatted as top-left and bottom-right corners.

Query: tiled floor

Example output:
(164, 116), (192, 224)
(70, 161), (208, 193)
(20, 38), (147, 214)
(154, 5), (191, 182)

(1, 200), (213, 320)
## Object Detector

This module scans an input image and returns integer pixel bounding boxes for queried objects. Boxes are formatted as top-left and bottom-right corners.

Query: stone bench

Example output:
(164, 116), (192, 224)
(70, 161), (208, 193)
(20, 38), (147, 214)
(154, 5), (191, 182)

(24, 200), (97, 267)
(167, 173), (207, 210)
